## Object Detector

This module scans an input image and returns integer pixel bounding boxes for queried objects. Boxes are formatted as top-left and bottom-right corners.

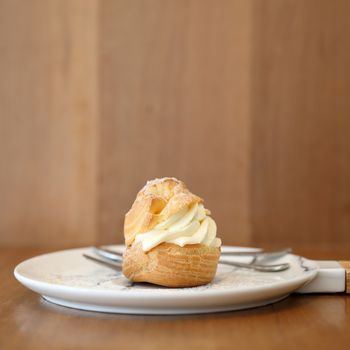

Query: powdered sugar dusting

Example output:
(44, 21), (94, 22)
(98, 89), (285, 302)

(41, 253), (318, 295)
(46, 265), (284, 293)
(140, 177), (182, 192)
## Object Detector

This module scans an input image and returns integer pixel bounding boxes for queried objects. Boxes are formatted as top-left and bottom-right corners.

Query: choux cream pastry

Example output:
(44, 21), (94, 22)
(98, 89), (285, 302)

(122, 177), (221, 287)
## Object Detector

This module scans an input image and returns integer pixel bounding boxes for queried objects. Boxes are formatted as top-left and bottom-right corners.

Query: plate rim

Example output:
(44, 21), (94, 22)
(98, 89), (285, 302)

(14, 245), (319, 300)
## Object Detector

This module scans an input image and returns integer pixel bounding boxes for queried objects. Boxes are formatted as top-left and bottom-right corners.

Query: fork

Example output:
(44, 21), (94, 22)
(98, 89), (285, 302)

(95, 246), (292, 260)
(83, 246), (291, 272)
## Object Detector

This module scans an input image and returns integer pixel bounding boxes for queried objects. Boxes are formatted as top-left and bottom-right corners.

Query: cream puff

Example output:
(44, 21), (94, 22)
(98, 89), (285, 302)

(122, 177), (221, 287)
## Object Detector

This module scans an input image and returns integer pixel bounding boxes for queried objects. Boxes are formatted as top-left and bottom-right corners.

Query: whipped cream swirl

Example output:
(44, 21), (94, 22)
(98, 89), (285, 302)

(134, 203), (222, 252)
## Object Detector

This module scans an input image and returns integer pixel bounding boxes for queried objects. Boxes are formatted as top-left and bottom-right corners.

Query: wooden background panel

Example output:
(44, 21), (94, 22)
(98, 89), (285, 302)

(0, 0), (98, 246)
(251, 0), (350, 244)
(1, 0), (349, 247)
(98, 0), (253, 245)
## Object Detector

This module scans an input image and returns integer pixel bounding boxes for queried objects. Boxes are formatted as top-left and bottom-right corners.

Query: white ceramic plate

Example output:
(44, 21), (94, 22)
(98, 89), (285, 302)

(14, 245), (318, 315)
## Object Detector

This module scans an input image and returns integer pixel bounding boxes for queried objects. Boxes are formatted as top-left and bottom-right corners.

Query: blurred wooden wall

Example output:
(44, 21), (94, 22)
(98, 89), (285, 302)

(1, 0), (349, 247)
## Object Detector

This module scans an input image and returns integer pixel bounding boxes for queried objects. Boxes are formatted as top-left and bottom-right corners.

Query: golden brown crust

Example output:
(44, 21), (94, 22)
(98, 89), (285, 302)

(122, 242), (220, 287)
(122, 177), (220, 287)
(124, 178), (202, 246)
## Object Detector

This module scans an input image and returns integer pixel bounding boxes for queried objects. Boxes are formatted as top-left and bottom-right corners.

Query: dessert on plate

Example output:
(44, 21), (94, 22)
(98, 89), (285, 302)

(122, 177), (221, 287)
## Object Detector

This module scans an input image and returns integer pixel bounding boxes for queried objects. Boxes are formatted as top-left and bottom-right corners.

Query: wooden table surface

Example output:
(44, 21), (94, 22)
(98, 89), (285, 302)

(1, 246), (350, 350)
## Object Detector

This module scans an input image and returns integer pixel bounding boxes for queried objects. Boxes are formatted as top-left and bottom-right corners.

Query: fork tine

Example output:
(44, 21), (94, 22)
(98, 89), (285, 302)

(98, 246), (123, 256)
(220, 248), (292, 257)
(93, 247), (123, 262)
(83, 254), (122, 271)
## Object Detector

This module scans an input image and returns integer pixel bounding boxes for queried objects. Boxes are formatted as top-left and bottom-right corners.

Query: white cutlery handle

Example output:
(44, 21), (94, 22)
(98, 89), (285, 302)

(297, 260), (350, 294)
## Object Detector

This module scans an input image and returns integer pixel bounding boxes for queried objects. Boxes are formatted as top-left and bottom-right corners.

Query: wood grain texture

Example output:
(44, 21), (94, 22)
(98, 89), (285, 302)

(98, 0), (252, 245)
(0, 0), (98, 246)
(2, 246), (350, 350)
(251, 0), (350, 245)
(1, 0), (350, 247)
